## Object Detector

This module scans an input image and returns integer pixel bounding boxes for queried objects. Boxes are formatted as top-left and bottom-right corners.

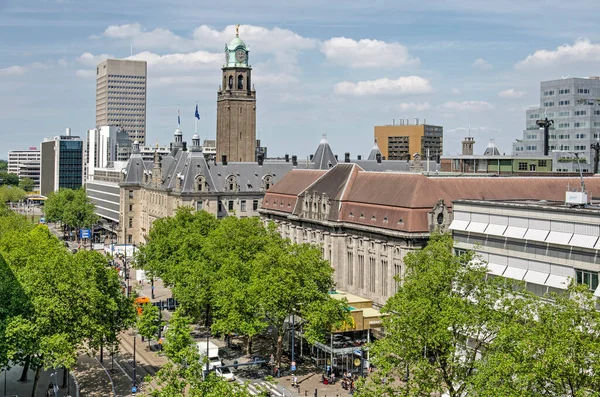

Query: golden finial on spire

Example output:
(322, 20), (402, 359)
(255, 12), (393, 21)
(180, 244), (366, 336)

(235, 24), (240, 36)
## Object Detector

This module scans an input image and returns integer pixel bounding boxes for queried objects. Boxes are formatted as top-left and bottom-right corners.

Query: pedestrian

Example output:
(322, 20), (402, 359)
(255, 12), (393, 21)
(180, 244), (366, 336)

(331, 372), (335, 384)
(293, 375), (298, 388)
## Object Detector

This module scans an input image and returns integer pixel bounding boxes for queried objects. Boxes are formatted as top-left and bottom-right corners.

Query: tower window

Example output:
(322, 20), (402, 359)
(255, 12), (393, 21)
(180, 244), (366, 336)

(228, 76), (233, 89)
(238, 75), (244, 89)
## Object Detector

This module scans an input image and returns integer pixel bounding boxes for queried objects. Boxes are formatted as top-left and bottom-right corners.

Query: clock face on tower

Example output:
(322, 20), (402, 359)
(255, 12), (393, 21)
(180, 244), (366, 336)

(235, 49), (246, 63)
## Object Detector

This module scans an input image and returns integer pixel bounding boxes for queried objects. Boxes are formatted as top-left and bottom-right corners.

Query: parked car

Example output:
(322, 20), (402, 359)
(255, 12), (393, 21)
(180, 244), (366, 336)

(215, 366), (235, 382)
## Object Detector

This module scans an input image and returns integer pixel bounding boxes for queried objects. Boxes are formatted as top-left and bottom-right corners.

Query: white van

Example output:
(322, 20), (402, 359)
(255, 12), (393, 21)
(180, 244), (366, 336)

(197, 341), (222, 369)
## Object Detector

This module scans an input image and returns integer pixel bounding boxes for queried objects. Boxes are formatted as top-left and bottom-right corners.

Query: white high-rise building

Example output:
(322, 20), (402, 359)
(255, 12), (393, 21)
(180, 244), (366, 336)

(513, 77), (600, 172)
(96, 59), (147, 145)
(7, 148), (41, 190)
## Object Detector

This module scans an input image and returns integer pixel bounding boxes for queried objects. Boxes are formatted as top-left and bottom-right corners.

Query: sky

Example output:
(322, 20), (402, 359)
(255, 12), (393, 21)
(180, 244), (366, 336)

(3, 0), (600, 159)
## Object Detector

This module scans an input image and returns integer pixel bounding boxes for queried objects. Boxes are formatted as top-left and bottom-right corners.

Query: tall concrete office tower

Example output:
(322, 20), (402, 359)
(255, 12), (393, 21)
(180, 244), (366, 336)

(216, 26), (257, 162)
(96, 59), (147, 145)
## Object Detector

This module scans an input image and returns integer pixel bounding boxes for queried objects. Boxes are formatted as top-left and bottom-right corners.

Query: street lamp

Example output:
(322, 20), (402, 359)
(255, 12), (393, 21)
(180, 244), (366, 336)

(536, 117), (554, 156)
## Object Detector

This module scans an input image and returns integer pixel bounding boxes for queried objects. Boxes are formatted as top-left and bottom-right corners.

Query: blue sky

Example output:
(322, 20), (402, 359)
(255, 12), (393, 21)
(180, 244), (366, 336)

(2, 0), (600, 158)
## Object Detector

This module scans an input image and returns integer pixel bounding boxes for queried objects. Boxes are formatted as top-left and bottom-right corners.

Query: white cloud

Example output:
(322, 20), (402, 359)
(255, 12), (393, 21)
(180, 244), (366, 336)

(472, 58), (492, 70)
(127, 50), (222, 70)
(515, 38), (600, 69)
(498, 88), (525, 98)
(0, 62), (45, 77)
(103, 23), (142, 38)
(452, 88), (462, 95)
(75, 69), (95, 78)
(334, 76), (433, 96)
(193, 24), (316, 53)
(77, 52), (113, 66)
(321, 37), (419, 68)
(103, 23), (193, 52)
(397, 102), (431, 111)
(441, 101), (494, 111)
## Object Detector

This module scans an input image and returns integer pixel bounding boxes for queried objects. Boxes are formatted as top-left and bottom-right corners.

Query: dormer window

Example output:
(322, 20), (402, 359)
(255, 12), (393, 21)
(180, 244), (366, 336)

(195, 175), (206, 192)
(226, 175), (237, 192)
(263, 175), (273, 191)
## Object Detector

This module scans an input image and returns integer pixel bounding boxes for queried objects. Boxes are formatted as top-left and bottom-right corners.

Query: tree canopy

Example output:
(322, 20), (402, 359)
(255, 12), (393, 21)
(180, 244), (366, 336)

(0, 171), (19, 186)
(0, 185), (26, 204)
(18, 177), (35, 192)
(0, 209), (134, 396)
(139, 208), (349, 369)
(44, 188), (98, 236)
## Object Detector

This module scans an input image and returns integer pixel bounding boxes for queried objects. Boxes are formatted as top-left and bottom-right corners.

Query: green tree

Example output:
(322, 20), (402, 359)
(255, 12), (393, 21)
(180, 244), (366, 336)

(44, 189), (97, 240)
(18, 177), (35, 192)
(0, 171), (19, 186)
(0, 160), (7, 171)
(162, 308), (194, 366)
(472, 283), (600, 396)
(355, 233), (519, 397)
(138, 303), (161, 349)
(0, 185), (26, 204)
(252, 236), (347, 368)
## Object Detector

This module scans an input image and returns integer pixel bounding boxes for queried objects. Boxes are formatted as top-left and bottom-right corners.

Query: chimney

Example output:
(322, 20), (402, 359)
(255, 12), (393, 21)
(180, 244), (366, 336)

(335, 155), (338, 161)
(392, 118), (395, 126)
(285, 154), (289, 162)
(423, 118), (427, 125)
(415, 117), (419, 125)
(258, 154), (264, 166)
(221, 154), (227, 165)
(406, 119), (410, 125)
(310, 154), (314, 161)
(376, 153), (382, 163)
(65, 127), (71, 136)
(344, 152), (350, 163)
(357, 155), (362, 160)
(292, 155), (298, 166)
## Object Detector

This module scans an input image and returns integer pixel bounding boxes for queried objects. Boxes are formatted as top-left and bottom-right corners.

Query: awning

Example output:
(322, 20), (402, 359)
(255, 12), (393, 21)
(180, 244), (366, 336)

(545, 231), (573, 245)
(524, 270), (549, 285)
(449, 220), (470, 231)
(569, 234), (598, 249)
(545, 274), (571, 289)
(503, 226), (527, 239)
(484, 224), (507, 236)
(523, 228), (549, 242)
(486, 263), (506, 276)
(466, 222), (488, 233)
(503, 266), (527, 281)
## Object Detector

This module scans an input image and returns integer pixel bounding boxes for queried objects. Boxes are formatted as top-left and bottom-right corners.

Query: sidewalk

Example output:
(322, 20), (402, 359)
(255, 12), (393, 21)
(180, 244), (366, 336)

(1, 365), (77, 397)
(276, 372), (353, 397)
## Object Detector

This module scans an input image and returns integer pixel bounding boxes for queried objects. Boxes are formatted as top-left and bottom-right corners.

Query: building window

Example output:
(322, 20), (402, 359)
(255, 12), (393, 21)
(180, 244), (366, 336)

(574, 145), (587, 151)
(393, 261), (401, 293)
(538, 160), (547, 167)
(129, 204), (133, 211)
(218, 201), (223, 212)
(559, 88), (570, 94)
(127, 234), (132, 243)
(575, 269), (599, 291)
(575, 123), (586, 128)
(347, 251), (354, 286)
(518, 162), (527, 171)
(574, 110), (587, 116)
(543, 101), (554, 107)
(369, 257), (376, 293)
(358, 255), (365, 289)
(241, 200), (246, 212)
(381, 259), (388, 296)
(238, 75), (244, 89)
(558, 111), (570, 117)
(129, 190), (134, 199)
(529, 164), (536, 171)
(128, 218), (133, 228)
(543, 90), (555, 96)
(228, 200), (234, 211)
(559, 100), (571, 106)
(253, 200), (259, 211)
(196, 201), (203, 211)
(577, 88), (590, 94)
(576, 133), (587, 139)
(558, 123), (570, 128)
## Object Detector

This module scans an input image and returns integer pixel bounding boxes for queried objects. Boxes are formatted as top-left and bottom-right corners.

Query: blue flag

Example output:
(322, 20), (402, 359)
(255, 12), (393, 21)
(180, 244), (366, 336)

(177, 107), (181, 126)
(195, 104), (200, 120)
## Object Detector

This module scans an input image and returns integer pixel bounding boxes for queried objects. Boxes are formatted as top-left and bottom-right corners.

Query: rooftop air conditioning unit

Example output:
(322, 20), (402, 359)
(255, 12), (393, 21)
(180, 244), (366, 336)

(565, 190), (588, 205)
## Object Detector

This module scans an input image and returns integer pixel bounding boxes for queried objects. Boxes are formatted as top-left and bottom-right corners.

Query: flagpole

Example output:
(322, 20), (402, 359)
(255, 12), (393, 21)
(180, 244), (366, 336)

(195, 102), (198, 137)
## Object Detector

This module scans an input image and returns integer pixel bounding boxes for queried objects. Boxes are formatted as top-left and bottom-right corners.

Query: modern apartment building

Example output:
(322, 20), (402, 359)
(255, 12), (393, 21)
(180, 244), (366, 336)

(86, 126), (132, 181)
(8, 148), (40, 174)
(40, 131), (84, 196)
(513, 77), (600, 172)
(451, 199), (600, 298)
(8, 148), (41, 190)
(374, 120), (443, 161)
(96, 59), (147, 145)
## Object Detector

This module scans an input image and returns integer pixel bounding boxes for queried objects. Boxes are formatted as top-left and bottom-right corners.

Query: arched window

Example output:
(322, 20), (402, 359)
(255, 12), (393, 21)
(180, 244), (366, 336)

(263, 175), (273, 191)
(228, 76), (233, 89)
(227, 175), (237, 191)
(195, 175), (206, 192)
(238, 75), (244, 89)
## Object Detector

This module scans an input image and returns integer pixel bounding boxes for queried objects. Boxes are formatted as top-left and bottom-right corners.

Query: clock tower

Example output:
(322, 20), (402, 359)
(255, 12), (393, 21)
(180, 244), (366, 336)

(216, 25), (257, 162)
